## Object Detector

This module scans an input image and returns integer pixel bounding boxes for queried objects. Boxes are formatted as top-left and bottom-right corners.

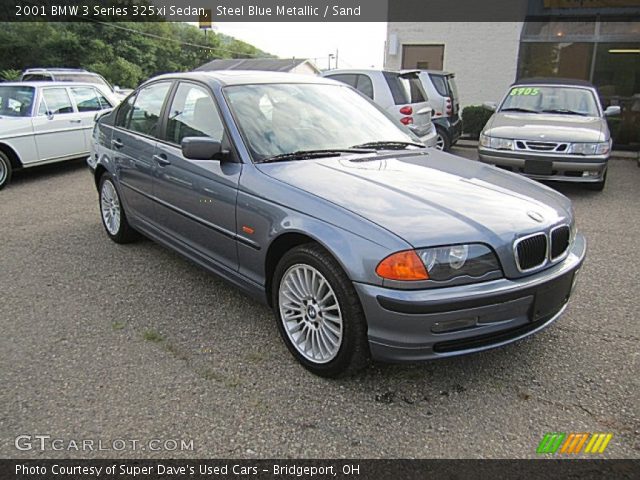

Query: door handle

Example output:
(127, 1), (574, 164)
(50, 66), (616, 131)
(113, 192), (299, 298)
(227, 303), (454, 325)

(69, 119), (82, 124)
(153, 154), (171, 166)
(112, 139), (123, 149)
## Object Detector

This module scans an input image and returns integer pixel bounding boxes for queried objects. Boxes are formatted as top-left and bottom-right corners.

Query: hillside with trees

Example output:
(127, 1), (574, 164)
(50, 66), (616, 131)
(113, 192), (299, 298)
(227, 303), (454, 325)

(0, 21), (271, 87)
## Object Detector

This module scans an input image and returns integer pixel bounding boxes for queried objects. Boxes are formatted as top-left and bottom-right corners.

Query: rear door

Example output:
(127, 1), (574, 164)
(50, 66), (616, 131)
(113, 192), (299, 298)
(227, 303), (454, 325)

(111, 81), (172, 224)
(68, 86), (115, 149)
(152, 81), (241, 271)
(32, 86), (86, 161)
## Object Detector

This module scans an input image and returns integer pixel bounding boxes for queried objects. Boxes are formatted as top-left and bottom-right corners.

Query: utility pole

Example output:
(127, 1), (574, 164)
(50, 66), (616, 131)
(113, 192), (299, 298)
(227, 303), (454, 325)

(328, 53), (335, 70)
(335, 49), (339, 69)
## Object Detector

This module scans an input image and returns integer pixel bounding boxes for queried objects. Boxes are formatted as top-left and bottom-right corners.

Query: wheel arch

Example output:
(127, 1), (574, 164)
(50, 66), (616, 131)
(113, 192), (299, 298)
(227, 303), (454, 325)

(0, 142), (23, 169)
(264, 231), (345, 308)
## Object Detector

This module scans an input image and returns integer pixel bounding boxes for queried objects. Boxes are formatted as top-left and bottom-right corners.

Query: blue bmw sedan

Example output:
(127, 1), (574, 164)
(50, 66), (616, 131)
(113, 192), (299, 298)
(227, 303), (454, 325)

(88, 71), (586, 377)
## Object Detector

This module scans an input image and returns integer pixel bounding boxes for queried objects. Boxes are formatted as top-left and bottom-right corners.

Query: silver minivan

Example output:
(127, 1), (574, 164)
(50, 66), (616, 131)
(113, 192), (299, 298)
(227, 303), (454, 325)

(322, 69), (437, 147)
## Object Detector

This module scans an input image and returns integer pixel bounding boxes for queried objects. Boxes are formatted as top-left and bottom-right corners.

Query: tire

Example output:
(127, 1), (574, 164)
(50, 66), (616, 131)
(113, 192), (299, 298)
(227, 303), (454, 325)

(586, 170), (607, 191)
(98, 173), (139, 243)
(272, 243), (370, 377)
(0, 151), (12, 191)
(435, 127), (451, 152)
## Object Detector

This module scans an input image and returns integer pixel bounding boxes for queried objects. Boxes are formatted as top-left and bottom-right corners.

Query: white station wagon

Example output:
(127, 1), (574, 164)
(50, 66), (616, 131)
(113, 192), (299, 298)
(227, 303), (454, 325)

(0, 81), (116, 189)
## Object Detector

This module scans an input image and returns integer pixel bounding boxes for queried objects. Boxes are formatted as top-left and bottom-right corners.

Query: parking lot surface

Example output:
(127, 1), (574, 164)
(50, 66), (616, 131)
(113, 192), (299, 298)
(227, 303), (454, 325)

(1, 149), (638, 459)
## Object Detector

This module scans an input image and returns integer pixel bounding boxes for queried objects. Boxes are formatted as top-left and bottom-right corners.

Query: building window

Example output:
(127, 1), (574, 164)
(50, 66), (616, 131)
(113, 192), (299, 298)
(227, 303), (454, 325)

(518, 42), (593, 79)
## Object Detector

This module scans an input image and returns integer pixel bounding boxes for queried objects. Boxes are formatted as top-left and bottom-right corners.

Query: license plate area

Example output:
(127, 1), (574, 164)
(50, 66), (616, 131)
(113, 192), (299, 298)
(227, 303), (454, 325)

(524, 159), (553, 175)
(531, 272), (574, 321)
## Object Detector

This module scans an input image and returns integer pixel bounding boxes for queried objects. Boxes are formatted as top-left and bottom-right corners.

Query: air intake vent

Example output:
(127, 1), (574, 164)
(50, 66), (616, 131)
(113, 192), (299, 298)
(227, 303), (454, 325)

(515, 233), (547, 271)
(551, 226), (570, 259)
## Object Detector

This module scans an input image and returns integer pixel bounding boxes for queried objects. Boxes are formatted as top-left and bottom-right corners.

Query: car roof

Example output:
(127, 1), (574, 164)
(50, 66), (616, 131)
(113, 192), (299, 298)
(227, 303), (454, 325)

(512, 77), (596, 89)
(401, 69), (454, 76)
(1, 81), (107, 88)
(323, 68), (399, 75)
(147, 70), (335, 87)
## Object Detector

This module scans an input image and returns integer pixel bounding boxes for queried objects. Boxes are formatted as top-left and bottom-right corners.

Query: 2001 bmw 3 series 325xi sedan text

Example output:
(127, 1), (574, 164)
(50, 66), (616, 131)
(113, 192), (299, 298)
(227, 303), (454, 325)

(88, 71), (586, 377)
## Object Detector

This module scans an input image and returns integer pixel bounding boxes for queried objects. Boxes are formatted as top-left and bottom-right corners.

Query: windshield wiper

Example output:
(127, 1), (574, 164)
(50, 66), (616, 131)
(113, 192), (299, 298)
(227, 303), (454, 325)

(349, 141), (425, 150)
(541, 108), (587, 116)
(500, 107), (539, 114)
(259, 149), (371, 164)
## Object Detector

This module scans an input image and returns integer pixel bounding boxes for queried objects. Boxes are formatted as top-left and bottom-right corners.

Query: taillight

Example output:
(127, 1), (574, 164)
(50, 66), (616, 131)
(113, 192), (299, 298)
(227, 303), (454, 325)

(399, 105), (413, 115)
(445, 97), (452, 114)
(400, 116), (413, 125)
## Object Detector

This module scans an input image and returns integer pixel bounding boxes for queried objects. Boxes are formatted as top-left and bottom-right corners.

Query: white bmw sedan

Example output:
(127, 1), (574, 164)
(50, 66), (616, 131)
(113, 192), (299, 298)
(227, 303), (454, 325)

(0, 81), (116, 189)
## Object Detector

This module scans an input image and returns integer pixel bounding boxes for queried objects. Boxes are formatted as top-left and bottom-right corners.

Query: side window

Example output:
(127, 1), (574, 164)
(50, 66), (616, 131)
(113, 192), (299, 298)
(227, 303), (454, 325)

(355, 74), (374, 99)
(326, 74), (357, 88)
(41, 88), (74, 114)
(166, 83), (224, 145)
(70, 87), (103, 112)
(128, 82), (171, 137)
(115, 94), (135, 128)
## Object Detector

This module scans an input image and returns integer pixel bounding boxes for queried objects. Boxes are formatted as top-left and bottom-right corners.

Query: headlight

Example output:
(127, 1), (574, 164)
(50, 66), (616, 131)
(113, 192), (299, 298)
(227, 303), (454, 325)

(416, 243), (502, 282)
(569, 142), (610, 155)
(480, 134), (514, 150)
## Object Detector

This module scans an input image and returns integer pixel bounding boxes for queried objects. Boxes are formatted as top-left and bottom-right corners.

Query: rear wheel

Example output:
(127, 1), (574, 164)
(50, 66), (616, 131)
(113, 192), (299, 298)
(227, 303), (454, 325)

(272, 244), (369, 377)
(98, 173), (139, 243)
(435, 127), (451, 152)
(0, 151), (12, 190)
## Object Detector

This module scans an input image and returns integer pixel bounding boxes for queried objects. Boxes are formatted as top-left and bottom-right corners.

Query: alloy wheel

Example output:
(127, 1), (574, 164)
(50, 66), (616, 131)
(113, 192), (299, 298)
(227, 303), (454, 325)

(435, 133), (445, 150)
(278, 264), (343, 364)
(100, 180), (121, 236)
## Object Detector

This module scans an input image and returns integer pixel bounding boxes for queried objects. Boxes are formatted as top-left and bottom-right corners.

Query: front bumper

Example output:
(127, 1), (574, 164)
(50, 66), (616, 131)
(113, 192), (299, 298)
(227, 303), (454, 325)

(355, 233), (586, 362)
(478, 149), (608, 183)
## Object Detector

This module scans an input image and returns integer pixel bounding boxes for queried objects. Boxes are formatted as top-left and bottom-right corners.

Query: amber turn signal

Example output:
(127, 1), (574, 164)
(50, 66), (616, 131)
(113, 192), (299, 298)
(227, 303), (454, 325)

(376, 250), (429, 281)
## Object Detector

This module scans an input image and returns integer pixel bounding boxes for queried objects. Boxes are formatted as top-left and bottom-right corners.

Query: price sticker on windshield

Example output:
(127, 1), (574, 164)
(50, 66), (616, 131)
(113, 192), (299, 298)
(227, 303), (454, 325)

(510, 87), (540, 96)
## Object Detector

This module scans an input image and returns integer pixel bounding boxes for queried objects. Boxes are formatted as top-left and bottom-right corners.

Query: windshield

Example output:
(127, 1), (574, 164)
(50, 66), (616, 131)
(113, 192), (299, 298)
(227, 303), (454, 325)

(224, 83), (416, 162)
(0, 86), (35, 117)
(500, 86), (599, 116)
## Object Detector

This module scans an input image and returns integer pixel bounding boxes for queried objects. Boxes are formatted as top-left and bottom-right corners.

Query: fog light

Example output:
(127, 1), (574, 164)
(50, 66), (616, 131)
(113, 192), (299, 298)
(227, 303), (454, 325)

(431, 317), (477, 333)
(582, 171), (600, 177)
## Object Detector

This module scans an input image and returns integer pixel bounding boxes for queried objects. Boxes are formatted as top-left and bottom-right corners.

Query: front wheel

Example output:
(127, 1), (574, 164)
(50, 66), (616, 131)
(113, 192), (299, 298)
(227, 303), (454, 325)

(0, 151), (12, 190)
(98, 173), (139, 243)
(272, 244), (370, 377)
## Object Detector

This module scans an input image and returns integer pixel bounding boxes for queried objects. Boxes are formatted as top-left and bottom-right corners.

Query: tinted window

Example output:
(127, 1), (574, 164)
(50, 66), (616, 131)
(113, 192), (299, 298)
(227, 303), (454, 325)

(70, 87), (107, 112)
(355, 75), (374, 99)
(404, 76), (427, 102)
(128, 82), (171, 137)
(22, 74), (52, 81)
(326, 74), (357, 87)
(430, 74), (449, 97)
(41, 88), (74, 114)
(166, 83), (224, 145)
(0, 86), (35, 117)
(382, 71), (410, 105)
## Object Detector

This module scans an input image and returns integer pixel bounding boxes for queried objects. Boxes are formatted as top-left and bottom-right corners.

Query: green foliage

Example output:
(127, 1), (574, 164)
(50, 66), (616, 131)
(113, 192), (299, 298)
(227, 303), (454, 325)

(0, 69), (21, 81)
(461, 105), (494, 139)
(0, 21), (270, 88)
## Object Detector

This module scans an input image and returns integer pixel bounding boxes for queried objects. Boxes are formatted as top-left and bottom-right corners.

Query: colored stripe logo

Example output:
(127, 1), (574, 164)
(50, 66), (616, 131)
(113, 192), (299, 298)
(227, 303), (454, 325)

(537, 433), (612, 454)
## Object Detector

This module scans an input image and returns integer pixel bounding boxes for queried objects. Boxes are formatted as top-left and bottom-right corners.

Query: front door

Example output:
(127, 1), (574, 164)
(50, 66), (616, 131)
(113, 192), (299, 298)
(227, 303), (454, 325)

(153, 81), (241, 271)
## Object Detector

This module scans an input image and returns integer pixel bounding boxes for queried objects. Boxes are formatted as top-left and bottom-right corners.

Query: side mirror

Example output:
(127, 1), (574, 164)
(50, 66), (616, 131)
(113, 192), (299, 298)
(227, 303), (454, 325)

(181, 137), (224, 160)
(46, 111), (54, 120)
(483, 101), (497, 112)
(604, 105), (621, 117)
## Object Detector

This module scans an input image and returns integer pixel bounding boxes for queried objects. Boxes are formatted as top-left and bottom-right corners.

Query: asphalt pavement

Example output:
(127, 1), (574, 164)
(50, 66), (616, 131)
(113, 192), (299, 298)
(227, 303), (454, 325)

(1, 150), (638, 459)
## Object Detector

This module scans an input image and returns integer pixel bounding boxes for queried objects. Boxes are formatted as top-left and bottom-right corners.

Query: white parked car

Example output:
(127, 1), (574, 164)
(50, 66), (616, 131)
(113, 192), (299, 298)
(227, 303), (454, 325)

(322, 69), (438, 147)
(0, 81), (116, 189)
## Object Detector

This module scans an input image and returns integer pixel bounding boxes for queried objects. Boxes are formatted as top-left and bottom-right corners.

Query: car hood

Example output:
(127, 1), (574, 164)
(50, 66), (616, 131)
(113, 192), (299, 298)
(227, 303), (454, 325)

(0, 116), (33, 139)
(257, 151), (572, 248)
(485, 112), (606, 143)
